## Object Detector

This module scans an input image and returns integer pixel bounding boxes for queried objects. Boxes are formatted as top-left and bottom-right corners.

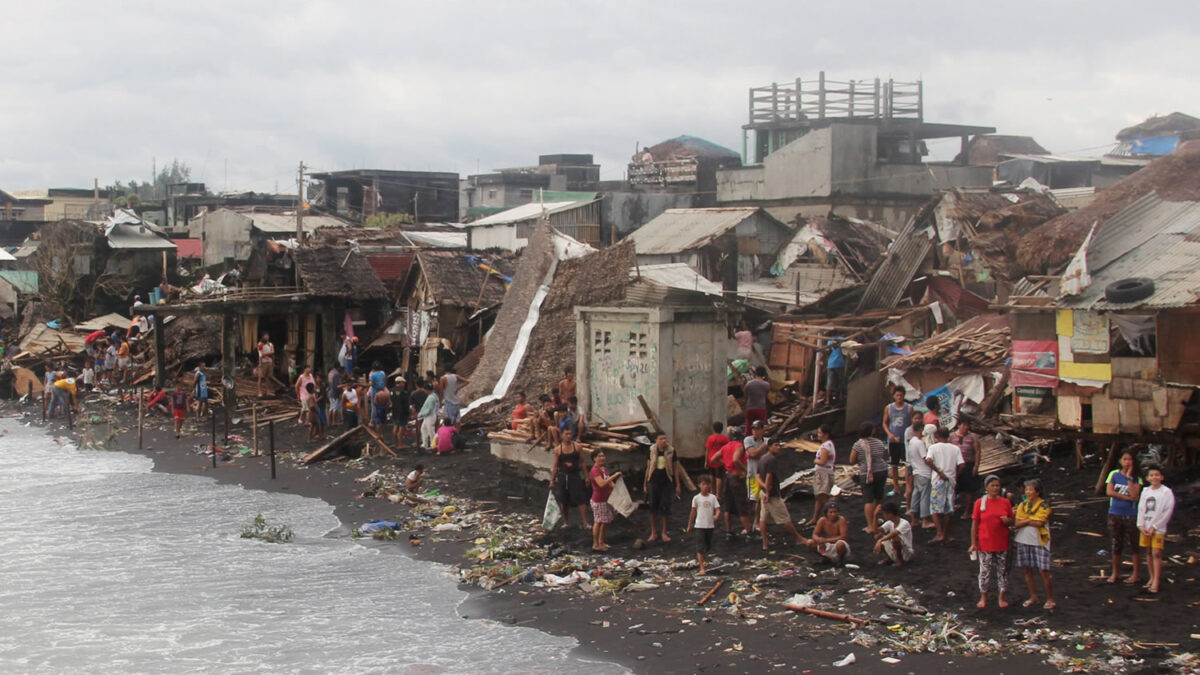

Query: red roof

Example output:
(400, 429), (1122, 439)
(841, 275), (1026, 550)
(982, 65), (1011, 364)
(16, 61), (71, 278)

(172, 238), (203, 260)
(364, 252), (415, 283)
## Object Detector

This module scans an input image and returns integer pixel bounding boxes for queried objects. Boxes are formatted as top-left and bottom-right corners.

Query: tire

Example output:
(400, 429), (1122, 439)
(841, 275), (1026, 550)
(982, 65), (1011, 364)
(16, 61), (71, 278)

(1104, 278), (1155, 304)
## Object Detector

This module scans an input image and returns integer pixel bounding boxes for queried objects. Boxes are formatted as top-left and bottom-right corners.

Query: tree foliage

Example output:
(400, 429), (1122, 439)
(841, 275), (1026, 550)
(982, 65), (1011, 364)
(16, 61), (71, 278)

(363, 212), (414, 228)
(106, 159), (193, 205)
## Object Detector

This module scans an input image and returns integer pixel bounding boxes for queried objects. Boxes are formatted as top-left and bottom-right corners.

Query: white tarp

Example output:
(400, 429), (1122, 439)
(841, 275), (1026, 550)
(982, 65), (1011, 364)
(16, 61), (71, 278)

(1059, 220), (1097, 297)
(462, 229), (593, 415)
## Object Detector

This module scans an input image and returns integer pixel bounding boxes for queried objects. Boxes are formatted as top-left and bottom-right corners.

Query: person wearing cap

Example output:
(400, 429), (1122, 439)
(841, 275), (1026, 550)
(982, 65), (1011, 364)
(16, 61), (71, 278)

(743, 421), (769, 522)
(802, 501), (850, 563)
(970, 474), (1013, 608)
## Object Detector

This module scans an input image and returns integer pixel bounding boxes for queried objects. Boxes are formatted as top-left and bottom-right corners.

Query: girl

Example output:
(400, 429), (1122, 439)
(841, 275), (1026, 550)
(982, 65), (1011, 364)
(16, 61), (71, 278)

(1104, 450), (1143, 585)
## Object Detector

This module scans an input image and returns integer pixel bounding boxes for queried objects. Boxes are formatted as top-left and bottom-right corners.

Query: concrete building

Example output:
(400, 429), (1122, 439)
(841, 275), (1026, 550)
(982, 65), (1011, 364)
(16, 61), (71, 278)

(188, 208), (348, 268)
(626, 207), (791, 283)
(575, 304), (728, 459)
(460, 154), (600, 219)
(466, 196), (601, 250)
(311, 169), (459, 223)
(718, 74), (995, 228)
(10, 187), (113, 221)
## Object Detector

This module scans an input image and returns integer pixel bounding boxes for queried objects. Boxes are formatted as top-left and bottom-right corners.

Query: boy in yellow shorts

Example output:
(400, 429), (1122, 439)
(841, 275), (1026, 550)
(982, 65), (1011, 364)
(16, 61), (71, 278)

(1136, 464), (1175, 594)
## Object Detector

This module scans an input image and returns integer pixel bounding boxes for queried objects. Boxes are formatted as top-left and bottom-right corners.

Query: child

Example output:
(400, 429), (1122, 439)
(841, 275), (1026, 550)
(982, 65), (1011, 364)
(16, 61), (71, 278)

(686, 477), (721, 575)
(171, 381), (189, 438)
(287, 353), (298, 386)
(404, 464), (431, 505)
(1136, 464), (1176, 594)
(874, 502), (914, 567)
(81, 360), (95, 392)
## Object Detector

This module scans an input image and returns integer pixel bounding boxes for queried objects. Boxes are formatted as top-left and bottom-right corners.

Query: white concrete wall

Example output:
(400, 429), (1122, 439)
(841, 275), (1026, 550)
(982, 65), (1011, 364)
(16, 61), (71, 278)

(191, 209), (253, 268)
(576, 306), (725, 458)
(468, 223), (525, 251)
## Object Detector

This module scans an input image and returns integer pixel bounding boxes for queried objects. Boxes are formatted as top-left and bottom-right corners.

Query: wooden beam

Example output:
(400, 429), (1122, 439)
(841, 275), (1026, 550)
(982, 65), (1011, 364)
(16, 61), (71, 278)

(152, 321), (166, 391)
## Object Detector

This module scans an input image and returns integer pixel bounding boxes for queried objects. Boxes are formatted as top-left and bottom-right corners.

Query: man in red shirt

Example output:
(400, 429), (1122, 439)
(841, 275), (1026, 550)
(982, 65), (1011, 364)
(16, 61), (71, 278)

(704, 421), (730, 502)
(720, 431), (753, 537)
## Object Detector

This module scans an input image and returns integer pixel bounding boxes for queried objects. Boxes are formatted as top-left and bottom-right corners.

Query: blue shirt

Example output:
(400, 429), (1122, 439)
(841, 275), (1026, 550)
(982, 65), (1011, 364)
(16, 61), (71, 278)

(1107, 470), (1142, 517)
(369, 370), (387, 394)
(827, 338), (845, 369)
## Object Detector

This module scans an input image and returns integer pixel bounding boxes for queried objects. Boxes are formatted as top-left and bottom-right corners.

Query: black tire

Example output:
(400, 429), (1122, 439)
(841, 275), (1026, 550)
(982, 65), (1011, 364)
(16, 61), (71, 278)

(1104, 278), (1155, 304)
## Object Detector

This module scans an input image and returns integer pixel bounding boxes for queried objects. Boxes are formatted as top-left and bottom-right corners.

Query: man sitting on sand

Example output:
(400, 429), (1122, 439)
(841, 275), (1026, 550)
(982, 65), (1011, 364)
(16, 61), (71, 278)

(802, 501), (850, 564)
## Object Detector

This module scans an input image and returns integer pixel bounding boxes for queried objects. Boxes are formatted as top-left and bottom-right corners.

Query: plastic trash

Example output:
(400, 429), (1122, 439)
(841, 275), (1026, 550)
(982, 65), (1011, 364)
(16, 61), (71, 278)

(625, 582), (660, 592)
(833, 653), (856, 667)
(432, 523), (462, 532)
(359, 520), (398, 535)
(786, 593), (814, 608)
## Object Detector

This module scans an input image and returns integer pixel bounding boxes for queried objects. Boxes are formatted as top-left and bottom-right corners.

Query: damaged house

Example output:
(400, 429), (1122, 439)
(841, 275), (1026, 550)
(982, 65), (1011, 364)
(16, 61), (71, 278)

(188, 208), (349, 270)
(399, 249), (517, 374)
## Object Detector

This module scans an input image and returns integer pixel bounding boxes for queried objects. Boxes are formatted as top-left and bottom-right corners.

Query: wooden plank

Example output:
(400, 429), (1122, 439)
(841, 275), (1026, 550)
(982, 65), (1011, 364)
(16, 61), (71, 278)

(1165, 387), (1192, 429)
(362, 424), (398, 457)
(1091, 392), (1119, 434)
(1141, 400), (1163, 432)
(1131, 379), (1154, 402)
(783, 439), (821, 453)
(637, 394), (666, 436)
(1152, 386), (1169, 417)
(302, 426), (365, 464)
(1117, 399), (1142, 434)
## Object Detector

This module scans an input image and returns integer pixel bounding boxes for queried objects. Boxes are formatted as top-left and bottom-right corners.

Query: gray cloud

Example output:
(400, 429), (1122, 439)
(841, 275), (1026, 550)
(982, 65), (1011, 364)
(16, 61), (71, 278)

(2, 1), (1198, 193)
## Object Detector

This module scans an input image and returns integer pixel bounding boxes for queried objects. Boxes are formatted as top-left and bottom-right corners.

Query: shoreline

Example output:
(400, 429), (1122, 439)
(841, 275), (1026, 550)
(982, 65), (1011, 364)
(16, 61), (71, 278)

(7, 399), (1197, 674)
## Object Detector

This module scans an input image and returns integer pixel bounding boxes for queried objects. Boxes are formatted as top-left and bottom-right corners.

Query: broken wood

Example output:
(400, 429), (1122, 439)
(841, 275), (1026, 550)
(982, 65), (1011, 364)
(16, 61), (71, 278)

(636, 395), (666, 437)
(362, 424), (398, 457)
(698, 579), (725, 606)
(1094, 442), (1118, 497)
(302, 425), (366, 464)
(787, 605), (869, 626)
(883, 601), (928, 615)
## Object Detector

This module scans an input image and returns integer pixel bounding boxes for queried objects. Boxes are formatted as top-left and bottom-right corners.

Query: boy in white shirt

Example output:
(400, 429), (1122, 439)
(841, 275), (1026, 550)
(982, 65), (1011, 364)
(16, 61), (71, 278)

(1136, 464), (1176, 594)
(924, 425), (964, 544)
(686, 477), (722, 576)
(906, 417), (933, 529)
(874, 502), (914, 566)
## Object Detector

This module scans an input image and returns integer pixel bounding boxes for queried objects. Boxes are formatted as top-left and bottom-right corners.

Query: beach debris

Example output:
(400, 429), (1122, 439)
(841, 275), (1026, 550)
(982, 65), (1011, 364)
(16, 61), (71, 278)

(240, 513), (294, 543)
(832, 652), (856, 667)
(698, 580), (725, 606)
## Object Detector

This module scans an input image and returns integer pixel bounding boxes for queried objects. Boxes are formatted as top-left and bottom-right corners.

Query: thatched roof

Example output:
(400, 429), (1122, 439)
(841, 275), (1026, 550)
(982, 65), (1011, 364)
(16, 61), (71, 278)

(885, 314), (1009, 374)
(293, 245), (389, 300)
(1116, 112), (1200, 141)
(462, 226), (635, 426)
(413, 250), (517, 308)
(939, 189), (1065, 282)
(954, 135), (1049, 165)
(1017, 140), (1200, 274)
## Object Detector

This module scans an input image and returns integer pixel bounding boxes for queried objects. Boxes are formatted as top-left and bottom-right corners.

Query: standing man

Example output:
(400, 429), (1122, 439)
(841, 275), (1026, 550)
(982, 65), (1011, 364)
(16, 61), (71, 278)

(743, 421), (769, 523)
(950, 419), (982, 520)
(925, 426), (965, 544)
(824, 338), (845, 407)
(390, 376), (410, 447)
(643, 433), (680, 543)
(906, 417), (933, 529)
(256, 332), (274, 397)
(848, 421), (889, 534)
(743, 366), (770, 429)
(192, 364), (209, 419)
(883, 386), (913, 496)
(327, 364), (344, 426)
(704, 422), (730, 502)
(368, 362), (387, 424)
(757, 439), (805, 550)
(720, 432), (754, 537)
(439, 365), (468, 424)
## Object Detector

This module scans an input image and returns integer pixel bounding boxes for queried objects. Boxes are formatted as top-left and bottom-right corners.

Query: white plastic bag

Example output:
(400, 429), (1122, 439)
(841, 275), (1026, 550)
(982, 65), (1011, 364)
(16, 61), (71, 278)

(608, 477), (636, 518)
(542, 491), (563, 531)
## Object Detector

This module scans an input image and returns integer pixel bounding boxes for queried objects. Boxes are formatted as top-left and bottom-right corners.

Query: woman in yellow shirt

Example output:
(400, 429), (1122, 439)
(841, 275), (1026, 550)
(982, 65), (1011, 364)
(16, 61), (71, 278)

(1013, 478), (1055, 610)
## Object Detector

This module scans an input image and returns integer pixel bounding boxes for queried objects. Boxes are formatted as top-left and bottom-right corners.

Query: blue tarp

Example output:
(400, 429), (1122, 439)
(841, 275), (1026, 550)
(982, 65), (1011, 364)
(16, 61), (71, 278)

(1130, 135), (1179, 156)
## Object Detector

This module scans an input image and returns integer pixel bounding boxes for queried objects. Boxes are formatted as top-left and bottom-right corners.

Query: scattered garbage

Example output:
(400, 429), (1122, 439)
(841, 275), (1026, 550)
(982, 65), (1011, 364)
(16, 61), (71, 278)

(833, 652), (856, 667)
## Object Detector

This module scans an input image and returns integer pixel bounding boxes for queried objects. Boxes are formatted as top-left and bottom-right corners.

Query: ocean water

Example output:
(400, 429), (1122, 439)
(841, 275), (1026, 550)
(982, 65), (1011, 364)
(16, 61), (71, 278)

(0, 422), (625, 674)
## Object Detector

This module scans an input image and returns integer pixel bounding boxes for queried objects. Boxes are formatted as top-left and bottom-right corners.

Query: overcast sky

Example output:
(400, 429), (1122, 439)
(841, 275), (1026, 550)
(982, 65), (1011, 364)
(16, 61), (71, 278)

(2, 1), (1198, 194)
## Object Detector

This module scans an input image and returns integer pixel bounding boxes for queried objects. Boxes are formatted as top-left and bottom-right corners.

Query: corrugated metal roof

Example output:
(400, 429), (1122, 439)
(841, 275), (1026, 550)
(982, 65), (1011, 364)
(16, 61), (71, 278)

(402, 231), (467, 248)
(856, 210), (934, 312)
(0, 270), (37, 293)
(469, 200), (596, 226)
(635, 263), (723, 296)
(250, 213), (346, 233)
(627, 207), (761, 255)
(75, 313), (130, 332)
(1058, 192), (1200, 310)
(106, 223), (177, 250)
(18, 324), (87, 355)
(0, 248), (15, 261)
(999, 153), (1099, 164)
(171, 238), (203, 259)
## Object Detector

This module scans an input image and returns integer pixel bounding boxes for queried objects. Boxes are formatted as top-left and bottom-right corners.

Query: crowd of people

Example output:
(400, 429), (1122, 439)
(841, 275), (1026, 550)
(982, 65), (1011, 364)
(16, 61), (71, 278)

(535, 379), (1179, 613)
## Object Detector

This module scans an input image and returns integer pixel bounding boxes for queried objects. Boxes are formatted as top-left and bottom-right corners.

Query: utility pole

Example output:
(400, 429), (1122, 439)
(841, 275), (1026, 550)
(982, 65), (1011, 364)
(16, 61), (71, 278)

(413, 191), (419, 224)
(296, 161), (306, 241)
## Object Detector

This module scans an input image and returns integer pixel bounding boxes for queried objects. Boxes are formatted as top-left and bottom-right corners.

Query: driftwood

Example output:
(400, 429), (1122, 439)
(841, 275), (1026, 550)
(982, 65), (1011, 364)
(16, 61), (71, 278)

(698, 580), (725, 606)
(787, 605), (869, 626)
(362, 424), (398, 457)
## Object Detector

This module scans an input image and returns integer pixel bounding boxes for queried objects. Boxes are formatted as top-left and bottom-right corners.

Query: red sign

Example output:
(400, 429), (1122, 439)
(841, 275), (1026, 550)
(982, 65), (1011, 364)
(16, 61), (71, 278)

(1011, 339), (1057, 388)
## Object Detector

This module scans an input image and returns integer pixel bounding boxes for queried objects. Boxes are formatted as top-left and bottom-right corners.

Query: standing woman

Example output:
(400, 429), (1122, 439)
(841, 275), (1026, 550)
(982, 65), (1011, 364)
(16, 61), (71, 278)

(848, 421), (888, 534)
(969, 474), (1014, 608)
(1014, 478), (1055, 610)
(1104, 450), (1143, 584)
(256, 333), (274, 397)
(589, 452), (623, 553)
(551, 428), (591, 529)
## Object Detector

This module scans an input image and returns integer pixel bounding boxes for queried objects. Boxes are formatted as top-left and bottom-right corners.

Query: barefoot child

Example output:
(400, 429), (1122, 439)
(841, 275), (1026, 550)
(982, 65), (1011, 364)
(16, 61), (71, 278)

(686, 477), (721, 575)
(171, 380), (188, 438)
(873, 502), (914, 566)
(1136, 464), (1175, 594)
(1105, 450), (1143, 585)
